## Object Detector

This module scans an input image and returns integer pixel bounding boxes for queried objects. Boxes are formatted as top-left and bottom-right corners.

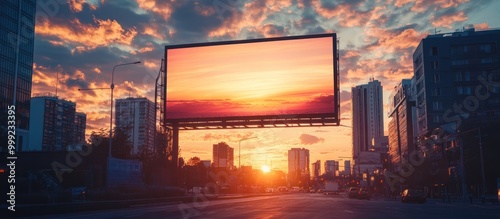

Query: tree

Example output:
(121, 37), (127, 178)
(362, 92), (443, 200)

(112, 126), (132, 159)
(186, 156), (202, 166)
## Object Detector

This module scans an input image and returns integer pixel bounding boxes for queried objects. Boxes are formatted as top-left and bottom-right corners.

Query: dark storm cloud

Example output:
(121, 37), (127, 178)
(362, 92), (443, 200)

(65, 78), (90, 89)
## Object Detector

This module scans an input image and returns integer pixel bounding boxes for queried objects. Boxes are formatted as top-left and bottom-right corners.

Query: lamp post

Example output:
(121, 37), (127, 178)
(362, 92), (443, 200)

(238, 137), (257, 168)
(109, 61), (141, 158)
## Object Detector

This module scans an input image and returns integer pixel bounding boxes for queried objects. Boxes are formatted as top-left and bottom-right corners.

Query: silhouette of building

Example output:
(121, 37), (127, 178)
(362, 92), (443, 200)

(311, 160), (321, 179)
(324, 160), (339, 175)
(28, 94), (79, 151)
(388, 79), (417, 171)
(344, 160), (351, 176)
(212, 142), (234, 169)
(288, 148), (310, 186)
(352, 79), (384, 176)
(115, 97), (155, 156)
(0, 0), (37, 151)
(74, 112), (87, 144)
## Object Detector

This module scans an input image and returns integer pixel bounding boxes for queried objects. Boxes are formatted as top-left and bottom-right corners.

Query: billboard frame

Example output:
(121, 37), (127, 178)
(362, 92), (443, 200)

(164, 33), (340, 130)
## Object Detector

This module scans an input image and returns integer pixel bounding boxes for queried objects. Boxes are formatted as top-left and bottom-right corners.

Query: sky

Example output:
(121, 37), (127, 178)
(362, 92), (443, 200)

(31, 0), (500, 173)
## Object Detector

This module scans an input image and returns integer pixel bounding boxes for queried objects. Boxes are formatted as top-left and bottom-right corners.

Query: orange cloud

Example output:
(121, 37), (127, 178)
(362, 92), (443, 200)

(312, 2), (372, 27)
(136, 0), (174, 21)
(143, 24), (165, 40)
(474, 22), (489, 30)
(394, 0), (469, 12)
(364, 27), (426, 53)
(36, 17), (137, 52)
(431, 11), (467, 28)
(69, 0), (98, 12)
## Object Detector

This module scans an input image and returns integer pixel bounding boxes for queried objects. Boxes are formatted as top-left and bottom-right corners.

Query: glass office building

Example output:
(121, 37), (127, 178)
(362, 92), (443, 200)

(0, 0), (36, 151)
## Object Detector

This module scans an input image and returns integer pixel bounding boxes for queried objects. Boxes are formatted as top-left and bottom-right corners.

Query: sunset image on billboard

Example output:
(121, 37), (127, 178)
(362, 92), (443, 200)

(165, 34), (337, 120)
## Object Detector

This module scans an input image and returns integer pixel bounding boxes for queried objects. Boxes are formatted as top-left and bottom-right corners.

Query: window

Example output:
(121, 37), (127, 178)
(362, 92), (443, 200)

(464, 86), (472, 95)
(464, 71), (470, 81)
(431, 61), (438, 70)
(431, 47), (438, 56)
(480, 44), (492, 53)
(455, 72), (462, 82)
(432, 101), (442, 110)
(481, 58), (493, 64)
(433, 115), (440, 123)
(433, 74), (440, 83)
(432, 88), (441, 96)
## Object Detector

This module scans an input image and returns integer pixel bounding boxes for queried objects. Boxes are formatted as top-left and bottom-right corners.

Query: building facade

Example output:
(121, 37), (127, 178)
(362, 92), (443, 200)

(0, 0), (37, 151)
(311, 160), (321, 179)
(352, 79), (384, 176)
(74, 112), (87, 144)
(344, 160), (351, 176)
(413, 28), (500, 138)
(288, 148), (310, 186)
(212, 142), (234, 169)
(324, 160), (339, 175)
(28, 95), (78, 151)
(115, 97), (155, 156)
(413, 28), (500, 195)
(388, 79), (417, 171)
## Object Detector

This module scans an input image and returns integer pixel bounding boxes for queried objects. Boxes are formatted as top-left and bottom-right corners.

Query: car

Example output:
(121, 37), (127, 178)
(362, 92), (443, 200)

(348, 187), (359, 198)
(357, 187), (371, 200)
(401, 189), (426, 203)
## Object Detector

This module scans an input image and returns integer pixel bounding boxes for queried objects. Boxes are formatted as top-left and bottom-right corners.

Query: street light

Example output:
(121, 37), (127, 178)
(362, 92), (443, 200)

(109, 61), (141, 158)
(238, 136), (257, 168)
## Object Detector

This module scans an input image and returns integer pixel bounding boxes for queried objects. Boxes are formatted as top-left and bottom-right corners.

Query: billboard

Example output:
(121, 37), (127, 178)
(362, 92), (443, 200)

(164, 34), (338, 127)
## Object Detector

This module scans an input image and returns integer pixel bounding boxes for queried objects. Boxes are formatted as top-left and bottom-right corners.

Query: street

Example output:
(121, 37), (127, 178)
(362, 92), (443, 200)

(17, 193), (500, 219)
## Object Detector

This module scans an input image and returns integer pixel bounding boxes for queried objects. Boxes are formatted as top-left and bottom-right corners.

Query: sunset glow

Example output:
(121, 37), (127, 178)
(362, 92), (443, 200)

(26, 0), (500, 173)
(165, 36), (335, 119)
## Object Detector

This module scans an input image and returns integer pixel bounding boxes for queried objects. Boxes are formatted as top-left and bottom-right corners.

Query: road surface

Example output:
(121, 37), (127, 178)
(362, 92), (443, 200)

(16, 193), (500, 219)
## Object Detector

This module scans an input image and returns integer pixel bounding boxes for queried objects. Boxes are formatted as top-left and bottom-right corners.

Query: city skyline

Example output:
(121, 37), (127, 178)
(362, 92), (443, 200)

(28, 0), (500, 172)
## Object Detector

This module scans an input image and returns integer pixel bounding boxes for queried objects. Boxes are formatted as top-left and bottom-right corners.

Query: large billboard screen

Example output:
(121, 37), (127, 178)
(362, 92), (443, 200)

(165, 34), (338, 124)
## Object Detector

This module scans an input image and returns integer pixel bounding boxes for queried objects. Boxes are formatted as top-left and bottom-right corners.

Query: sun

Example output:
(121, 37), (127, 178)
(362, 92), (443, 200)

(261, 165), (271, 173)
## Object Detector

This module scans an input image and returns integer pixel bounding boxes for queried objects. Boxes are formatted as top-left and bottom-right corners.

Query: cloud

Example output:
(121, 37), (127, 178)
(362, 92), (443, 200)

(431, 11), (467, 28)
(298, 133), (324, 145)
(35, 17), (137, 52)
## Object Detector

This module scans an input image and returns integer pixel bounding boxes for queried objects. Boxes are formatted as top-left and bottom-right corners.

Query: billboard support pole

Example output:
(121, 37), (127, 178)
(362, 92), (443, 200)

(172, 122), (179, 169)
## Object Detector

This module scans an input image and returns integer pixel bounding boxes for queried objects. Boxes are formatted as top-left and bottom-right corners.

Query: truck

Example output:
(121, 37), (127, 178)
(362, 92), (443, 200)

(324, 181), (339, 194)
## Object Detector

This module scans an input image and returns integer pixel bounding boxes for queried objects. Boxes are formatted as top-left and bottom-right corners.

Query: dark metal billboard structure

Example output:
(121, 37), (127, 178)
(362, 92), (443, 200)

(157, 33), (340, 169)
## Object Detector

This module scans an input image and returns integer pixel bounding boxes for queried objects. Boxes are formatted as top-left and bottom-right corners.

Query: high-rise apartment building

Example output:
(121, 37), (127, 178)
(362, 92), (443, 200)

(311, 160), (321, 179)
(28, 95), (79, 151)
(0, 0), (36, 151)
(352, 79), (384, 158)
(115, 97), (155, 156)
(412, 28), (500, 194)
(413, 28), (500, 137)
(352, 79), (384, 176)
(344, 160), (351, 176)
(288, 148), (310, 185)
(388, 79), (417, 171)
(74, 112), (87, 144)
(324, 160), (339, 175)
(212, 142), (234, 169)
